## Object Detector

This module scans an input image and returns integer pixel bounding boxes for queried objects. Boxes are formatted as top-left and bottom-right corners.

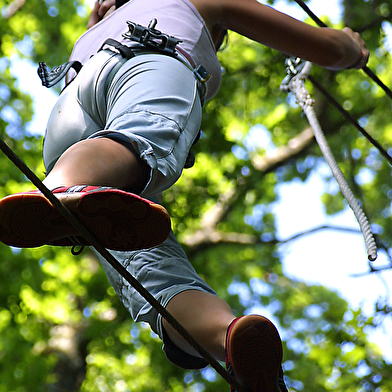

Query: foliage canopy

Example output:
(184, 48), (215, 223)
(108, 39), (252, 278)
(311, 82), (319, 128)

(0, 0), (391, 391)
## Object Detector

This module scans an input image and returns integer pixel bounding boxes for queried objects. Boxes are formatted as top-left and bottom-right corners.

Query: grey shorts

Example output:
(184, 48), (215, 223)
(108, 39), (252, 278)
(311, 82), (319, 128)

(93, 232), (215, 369)
(93, 232), (215, 350)
(43, 49), (215, 368)
(43, 49), (202, 198)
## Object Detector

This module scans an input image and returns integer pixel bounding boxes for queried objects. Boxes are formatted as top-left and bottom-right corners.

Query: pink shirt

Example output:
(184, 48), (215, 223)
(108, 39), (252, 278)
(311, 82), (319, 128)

(69, 0), (221, 100)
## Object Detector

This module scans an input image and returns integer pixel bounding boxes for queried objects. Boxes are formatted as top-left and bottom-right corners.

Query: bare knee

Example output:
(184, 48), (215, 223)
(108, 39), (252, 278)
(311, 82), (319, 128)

(44, 138), (150, 193)
(163, 290), (235, 361)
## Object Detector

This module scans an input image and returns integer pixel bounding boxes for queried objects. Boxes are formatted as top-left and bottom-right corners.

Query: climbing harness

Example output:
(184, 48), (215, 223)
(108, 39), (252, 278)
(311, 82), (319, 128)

(121, 19), (211, 104)
(37, 19), (208, 169)
(37, 19), (211, 105)
(281, 57), (378, 261)
(123, 18), (181, 56)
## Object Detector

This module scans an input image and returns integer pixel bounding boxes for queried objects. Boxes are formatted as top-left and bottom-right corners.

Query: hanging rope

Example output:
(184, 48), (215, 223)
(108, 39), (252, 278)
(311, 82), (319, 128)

(0, 137), (245, 392)
(293, 0), (392, 101)
(281, 59), (378, 261)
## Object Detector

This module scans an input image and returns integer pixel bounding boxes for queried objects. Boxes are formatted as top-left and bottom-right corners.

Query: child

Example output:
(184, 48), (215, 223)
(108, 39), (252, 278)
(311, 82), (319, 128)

(0, 1), (369, 390)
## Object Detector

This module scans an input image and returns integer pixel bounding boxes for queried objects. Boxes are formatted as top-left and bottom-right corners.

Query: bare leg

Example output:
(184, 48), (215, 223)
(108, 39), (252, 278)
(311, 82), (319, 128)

(43, 138), (150, 193)
(42, 141), (232, 360)
(163, 290), (235, 361)
(46, 142), (233, 359)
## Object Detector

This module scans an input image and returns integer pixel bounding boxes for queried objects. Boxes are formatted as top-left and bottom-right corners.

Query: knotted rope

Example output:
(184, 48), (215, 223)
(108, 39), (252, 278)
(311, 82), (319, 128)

(281, 59), (377, 261)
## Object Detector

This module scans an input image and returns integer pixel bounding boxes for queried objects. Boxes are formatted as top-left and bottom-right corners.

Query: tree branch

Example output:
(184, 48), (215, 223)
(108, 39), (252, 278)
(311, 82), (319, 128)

(3, 0), (26, 19)
(184, 127), (317, 256)
(350, 264), (392, 277)
(185, 224), (364, 257)
(251, 127), (315, 172)
(199, 186), (238, 230)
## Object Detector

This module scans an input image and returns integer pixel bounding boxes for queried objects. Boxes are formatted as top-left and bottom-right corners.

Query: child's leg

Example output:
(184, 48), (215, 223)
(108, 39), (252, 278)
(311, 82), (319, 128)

(163, 290), (286, 392)
(94, 232), (288, 392)
(43, 138), (150, 194)
(163, 290), (235, 361)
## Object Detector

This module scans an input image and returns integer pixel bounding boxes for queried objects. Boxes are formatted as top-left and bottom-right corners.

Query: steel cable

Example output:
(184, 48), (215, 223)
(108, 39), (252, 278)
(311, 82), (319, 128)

(306, 74), (392, 166)
(289, 0), (392, 166)
(293, 0), (392, 101)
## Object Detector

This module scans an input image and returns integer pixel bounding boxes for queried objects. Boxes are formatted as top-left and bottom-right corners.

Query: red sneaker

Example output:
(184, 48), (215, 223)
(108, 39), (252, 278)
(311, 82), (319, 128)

(0, 185), (171, 251)
(225, 315), (288, 392)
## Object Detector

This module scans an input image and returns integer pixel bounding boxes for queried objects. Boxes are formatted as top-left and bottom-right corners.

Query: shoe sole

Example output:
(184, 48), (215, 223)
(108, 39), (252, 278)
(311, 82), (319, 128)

(228, 315), (283, 392)
(0, 190), (171, 251)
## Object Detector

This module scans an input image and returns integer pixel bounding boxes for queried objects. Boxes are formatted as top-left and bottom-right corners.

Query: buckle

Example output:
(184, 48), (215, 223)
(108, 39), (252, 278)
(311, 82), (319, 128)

(194, 65), (211, 84)
(123, 19), (181, 55)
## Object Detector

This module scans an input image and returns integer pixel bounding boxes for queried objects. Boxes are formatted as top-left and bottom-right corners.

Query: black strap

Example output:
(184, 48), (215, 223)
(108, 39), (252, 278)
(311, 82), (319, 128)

(115, 0), (130, 8)
(37, 39), (135, 89)
(99, 38), (135, 60)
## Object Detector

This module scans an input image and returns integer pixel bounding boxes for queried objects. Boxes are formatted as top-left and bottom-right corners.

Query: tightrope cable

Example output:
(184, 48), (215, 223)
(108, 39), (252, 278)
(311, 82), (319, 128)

(290, 0), (392, 166)
(293, 0), (392, 101)
(0, 136), (245, 392)
(307, 74), (392, 166)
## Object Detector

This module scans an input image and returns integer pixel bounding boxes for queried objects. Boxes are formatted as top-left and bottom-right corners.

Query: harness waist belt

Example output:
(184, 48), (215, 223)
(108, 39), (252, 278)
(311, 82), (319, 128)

(37, 19), (211, 102)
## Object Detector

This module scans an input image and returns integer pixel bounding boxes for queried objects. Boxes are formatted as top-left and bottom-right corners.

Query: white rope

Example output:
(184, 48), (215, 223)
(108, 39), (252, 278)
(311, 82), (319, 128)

(281, 60), (377, 261)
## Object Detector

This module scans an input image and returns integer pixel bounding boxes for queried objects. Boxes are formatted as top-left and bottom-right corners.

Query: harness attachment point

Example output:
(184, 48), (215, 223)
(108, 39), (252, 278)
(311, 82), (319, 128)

(123, 19), (181, 56)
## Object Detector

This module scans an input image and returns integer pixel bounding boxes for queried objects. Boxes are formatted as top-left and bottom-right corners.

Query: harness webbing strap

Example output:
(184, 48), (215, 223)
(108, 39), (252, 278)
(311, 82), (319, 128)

(99, 38), (136, 59)
(0, 136), (245, 392)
